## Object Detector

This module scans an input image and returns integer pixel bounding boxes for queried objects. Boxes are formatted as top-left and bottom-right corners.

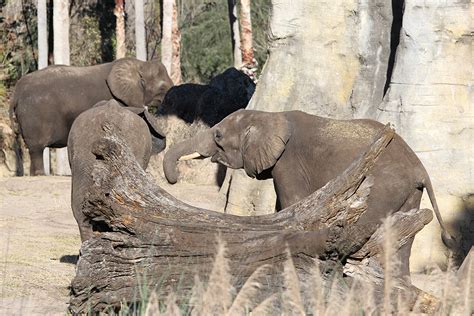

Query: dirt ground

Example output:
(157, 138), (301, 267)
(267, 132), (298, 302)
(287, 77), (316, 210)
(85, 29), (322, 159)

(0, 175), (462, 315)
(0, 175), (224, 315)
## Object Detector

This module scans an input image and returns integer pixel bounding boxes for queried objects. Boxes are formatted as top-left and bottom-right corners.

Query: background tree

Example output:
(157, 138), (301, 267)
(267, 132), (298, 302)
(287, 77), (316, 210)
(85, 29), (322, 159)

(161, 0), (172, 72)
(170, 1), (182, 84)
(161, 0), (181, 83)
(227, 0), (242, 68)
(114, 0), (126, 59)
(53, 0), (71, 176)
(238, 0), (256, 80)
(37, 0), (50, 175)
(135, 0), (146, 60)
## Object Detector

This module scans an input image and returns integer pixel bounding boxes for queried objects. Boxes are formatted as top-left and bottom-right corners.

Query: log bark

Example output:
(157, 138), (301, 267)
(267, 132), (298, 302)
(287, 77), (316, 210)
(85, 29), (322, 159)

(69, 124), (437, 313)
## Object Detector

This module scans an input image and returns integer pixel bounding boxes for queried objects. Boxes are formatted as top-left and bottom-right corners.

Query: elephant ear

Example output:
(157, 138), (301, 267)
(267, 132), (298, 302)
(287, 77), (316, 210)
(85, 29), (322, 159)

(126, 107), (166, 139)
(242, 114), (291, 177)
(107, 58), (145, 108)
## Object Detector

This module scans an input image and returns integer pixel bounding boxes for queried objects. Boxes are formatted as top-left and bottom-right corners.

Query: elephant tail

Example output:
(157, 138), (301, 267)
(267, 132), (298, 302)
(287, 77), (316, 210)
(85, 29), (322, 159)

(423, 177), (457, 249)
(9, 95), (24, 176)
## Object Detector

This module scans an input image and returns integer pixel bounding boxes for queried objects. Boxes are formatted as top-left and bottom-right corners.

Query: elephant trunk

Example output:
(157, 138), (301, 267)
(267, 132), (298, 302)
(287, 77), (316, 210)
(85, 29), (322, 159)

(163, 130), (216, 184)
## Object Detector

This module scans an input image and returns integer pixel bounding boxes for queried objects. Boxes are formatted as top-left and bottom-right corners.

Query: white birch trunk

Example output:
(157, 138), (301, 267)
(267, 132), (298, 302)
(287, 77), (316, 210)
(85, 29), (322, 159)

(135, 0), (146, 61)
(53, 0), (71, 176)
(38, 0), (50, 175)
(161, 0), (173, 77)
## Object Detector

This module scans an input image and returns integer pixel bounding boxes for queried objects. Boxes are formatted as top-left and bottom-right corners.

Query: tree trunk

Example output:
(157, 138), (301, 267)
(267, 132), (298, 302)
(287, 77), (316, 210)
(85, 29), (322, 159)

(135, 0), (146, 61)
(161, 0), (173, 76)
(162, 0), (181, 84)
(170, 1), (182, 84)
(239, 0), (254, 65)
(114, 0), (126, 59)
(68, 124), (438, 313)
(38, 0), (50, 175)
(227, 0), (242, 68)
(376, 0), (474, 270)
(53, 0), (71, 176)
(238, 0), (257, 81)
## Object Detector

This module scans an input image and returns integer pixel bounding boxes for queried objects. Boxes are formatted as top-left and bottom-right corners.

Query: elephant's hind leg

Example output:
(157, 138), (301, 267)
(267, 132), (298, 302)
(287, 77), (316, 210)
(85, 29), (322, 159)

(29, 146), (46, 176)
(393, 189), (424, 280)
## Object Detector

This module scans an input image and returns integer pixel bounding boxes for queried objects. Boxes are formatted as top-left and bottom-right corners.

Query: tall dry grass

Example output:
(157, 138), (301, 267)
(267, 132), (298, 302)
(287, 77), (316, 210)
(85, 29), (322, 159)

(140, 223), (471, 316)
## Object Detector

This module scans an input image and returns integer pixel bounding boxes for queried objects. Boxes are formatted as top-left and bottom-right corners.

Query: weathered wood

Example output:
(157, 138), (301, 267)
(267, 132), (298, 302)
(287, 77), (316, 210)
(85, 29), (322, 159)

(69, 124), (435, 313)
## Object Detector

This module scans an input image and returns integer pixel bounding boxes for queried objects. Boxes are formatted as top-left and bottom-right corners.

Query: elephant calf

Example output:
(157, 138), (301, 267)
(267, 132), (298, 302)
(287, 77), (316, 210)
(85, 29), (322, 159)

(68, 100), (165, 242)
(164, 109), (455, 276)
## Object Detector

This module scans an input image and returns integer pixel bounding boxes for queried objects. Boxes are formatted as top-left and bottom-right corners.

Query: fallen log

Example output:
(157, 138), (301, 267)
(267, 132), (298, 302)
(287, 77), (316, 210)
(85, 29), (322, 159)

(69, 124), (436, 313)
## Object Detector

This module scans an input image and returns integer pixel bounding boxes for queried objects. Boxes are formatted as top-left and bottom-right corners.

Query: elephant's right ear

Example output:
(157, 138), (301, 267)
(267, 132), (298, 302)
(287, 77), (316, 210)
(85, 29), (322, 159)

(107, 58), (145, 108)
(242, 114), (291, 177)
(127, 107), (166, 139)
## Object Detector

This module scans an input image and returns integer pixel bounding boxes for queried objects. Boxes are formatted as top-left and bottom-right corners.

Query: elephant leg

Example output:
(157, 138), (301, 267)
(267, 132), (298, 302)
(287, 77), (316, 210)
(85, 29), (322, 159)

(392, 189), (423, 280)
(29, 146), (45, 176)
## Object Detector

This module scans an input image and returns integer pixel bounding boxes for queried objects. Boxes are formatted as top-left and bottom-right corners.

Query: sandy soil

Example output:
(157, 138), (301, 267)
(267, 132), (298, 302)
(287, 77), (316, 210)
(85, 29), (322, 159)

(0, 175), (224, 315)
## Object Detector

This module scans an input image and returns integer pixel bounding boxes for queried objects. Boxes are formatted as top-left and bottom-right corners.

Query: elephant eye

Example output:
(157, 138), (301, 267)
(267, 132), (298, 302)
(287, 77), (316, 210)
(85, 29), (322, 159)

(214, 130), (223, 142)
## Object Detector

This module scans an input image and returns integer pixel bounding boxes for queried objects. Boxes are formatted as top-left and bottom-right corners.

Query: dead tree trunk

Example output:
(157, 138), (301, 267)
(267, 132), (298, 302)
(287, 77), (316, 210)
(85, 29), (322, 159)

(69, 124), (436, 313)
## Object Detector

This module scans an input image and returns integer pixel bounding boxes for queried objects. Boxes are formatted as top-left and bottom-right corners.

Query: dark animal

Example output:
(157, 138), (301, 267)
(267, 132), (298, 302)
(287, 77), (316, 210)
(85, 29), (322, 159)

(156, 67), (255, 126)
(68, 99), (165, 242)
(163, 109), (455, 276)
(10, 57), (173, 175)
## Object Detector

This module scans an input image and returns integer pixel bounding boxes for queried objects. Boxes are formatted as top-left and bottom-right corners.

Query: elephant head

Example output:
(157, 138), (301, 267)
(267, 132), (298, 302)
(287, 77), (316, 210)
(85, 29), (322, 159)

(163, 110), (291, 184)
(93, 99), (167, 154)
(106, 58), (173, 108)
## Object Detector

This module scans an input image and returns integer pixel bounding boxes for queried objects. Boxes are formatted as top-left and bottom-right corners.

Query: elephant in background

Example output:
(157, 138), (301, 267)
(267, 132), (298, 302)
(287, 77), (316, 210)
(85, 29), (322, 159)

(68, 99), (165, 242)
(10, 57), (173, 176)
(156, 67), (255, 127)
(164, 109), (455, 276)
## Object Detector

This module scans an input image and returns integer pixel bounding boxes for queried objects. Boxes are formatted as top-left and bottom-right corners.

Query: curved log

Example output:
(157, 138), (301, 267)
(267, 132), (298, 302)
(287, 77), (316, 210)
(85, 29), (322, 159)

(69, 124), (436, 313)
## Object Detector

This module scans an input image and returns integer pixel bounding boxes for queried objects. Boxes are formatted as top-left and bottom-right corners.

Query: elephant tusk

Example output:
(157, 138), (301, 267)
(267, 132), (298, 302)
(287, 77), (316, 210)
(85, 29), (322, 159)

(178, 152), (202, 161)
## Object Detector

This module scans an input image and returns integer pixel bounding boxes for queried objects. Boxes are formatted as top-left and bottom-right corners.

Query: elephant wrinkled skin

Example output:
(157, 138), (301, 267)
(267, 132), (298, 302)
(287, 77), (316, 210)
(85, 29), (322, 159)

(11, 57), (173, 176)
(164, 109), (455, 276)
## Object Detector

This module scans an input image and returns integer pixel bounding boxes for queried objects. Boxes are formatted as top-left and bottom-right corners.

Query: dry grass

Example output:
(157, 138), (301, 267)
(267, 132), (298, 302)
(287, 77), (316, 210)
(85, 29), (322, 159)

(142, 218), (472, 316)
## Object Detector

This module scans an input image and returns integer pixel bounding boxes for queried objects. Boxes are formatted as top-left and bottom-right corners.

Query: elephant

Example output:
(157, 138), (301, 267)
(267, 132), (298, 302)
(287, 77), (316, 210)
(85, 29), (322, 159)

(163, 109), (455, 276)
(68, 99), (165, 242)
(10, 57), (173, 176)
(156, 67), (255, 127)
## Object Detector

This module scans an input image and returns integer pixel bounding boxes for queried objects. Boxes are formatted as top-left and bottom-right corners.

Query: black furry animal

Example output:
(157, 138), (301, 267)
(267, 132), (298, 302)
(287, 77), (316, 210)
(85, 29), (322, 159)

(156, 68), (256, 127)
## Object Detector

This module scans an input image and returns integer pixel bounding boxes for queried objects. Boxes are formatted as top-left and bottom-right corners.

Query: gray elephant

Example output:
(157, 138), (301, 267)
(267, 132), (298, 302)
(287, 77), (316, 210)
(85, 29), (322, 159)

(164, 109), (455, 276)
(68, 99), (165, 242)
(156, 67), (255, 127)
(10, 57), (173, 176)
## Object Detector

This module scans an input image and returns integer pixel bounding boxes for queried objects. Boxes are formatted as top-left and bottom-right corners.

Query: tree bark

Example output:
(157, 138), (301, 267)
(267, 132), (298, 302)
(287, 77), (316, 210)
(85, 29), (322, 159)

(37, 0), (50, 175)
(53, 0), (71, 176)
(376, 0), (474, 269)
(161, 0), (173, 76)
(114, 0), (126, 59)
(239, 0), (254, 66)
(170, 1), (182, 84)
(135, 0), (146, 60)
(227, 0), (242, 68)
(69, 124), (437, 313)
